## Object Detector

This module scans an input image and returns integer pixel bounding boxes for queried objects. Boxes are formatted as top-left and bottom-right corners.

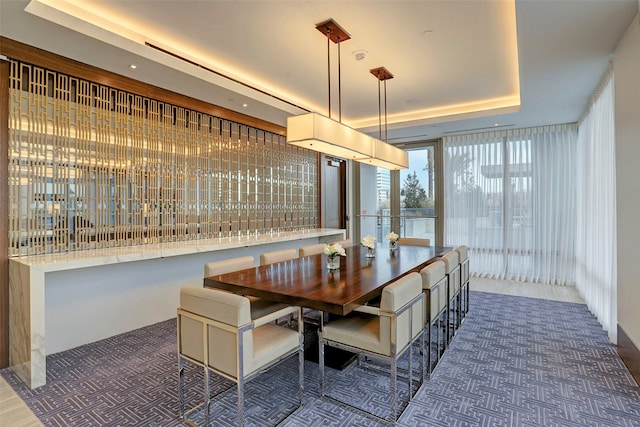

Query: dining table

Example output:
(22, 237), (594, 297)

(204, 244), (452, 316)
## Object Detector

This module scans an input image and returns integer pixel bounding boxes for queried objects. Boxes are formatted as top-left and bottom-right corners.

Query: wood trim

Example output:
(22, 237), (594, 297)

(618, 325), (640, 386)
(0, 58), (9, 368)
(0, 36), (286, 136)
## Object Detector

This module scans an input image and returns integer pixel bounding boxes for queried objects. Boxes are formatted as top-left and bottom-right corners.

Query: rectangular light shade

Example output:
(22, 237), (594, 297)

(287, 113), (374, 160)
(358, 139), (409, 170)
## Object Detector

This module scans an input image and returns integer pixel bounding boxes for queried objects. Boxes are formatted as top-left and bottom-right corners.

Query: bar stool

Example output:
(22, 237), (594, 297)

(440, 250), (460, 345)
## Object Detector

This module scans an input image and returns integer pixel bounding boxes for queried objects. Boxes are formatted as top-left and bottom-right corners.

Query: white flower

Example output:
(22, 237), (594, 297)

(361, 235), (377, 249)
(324, 243), (346, 259)
(386, 231), (399, 244)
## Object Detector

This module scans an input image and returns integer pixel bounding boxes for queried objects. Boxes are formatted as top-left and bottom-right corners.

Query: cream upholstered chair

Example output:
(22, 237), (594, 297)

(331, 238), (353, 248)
(441, 250), (461, 344)
(397, 237), (431, 246)
(319, 272), (425, 423)
(298, 243), (327, 257)
(204, 255), (254, 278)
(204, 256), (289, 320)
(296, 244), (329, 324)
(420, 261), (448, 373)
(260, 248), (301, 324)
(178, 286), (303, 427)
(260, 248), (298, 265)
(454, 245), (470, 320)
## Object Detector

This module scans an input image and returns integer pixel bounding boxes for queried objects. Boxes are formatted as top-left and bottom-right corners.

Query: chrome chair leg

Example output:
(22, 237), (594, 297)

(298, 322), (305, 407)
(408, 335), (414, 395)
(178, 356), (185, 418)
(319, 330), (326, 397)
(204, 366), (210, 426)
(390, 356), (397, 422)
(237, 378), (245, 427)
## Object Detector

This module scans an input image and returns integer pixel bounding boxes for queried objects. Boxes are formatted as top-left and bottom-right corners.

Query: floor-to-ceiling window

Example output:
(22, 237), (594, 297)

(443, 124), (577, 285)
(358, 163), (384, 240)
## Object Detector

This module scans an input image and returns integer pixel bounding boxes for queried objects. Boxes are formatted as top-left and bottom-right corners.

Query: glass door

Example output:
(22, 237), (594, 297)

(358, 142), (439, 245)
(400, 145), (437, 242)
(359, 163), (391, 242)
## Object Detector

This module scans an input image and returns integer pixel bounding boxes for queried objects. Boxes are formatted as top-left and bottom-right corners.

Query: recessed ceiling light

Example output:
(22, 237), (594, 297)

(422, 29), (434, 36)
(242, 103), (248, 108)
(494, 123), (499, 126)
(130, 64), (137, 69)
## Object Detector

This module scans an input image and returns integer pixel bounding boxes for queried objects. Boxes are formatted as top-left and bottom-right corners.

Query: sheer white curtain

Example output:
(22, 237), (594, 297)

(576, 68), (617, 341)
(444, 124), (578, 285)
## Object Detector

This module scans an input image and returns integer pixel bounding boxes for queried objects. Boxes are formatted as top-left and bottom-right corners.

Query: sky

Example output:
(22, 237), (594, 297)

(400, 149), (432, 193)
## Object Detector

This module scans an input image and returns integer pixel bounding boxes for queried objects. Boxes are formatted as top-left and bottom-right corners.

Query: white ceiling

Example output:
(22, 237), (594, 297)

(1, 0), (637, 143)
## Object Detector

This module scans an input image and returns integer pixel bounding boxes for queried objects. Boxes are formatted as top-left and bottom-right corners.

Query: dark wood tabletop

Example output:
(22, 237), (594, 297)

(204, 244), (452, 316)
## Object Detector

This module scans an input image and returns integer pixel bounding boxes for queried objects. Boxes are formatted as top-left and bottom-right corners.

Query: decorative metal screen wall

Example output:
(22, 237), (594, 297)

(7, 60), (318, 256)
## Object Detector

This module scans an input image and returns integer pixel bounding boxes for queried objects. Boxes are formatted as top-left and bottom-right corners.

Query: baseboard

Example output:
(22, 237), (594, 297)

(617, 325), (640, 386)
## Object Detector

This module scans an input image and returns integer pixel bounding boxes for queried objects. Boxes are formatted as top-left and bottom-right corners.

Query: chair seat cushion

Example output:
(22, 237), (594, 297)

(249, 324), (300, 375)
(323, 313), (389, 357)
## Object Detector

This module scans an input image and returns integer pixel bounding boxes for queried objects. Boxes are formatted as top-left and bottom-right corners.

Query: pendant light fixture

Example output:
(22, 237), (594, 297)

(286, 19), (407, 170)
(356, 67), (408, 170)
(287, 19), (374, 160)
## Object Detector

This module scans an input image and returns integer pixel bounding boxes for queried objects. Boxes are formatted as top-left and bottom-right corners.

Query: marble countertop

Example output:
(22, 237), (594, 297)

(10, 228), (345, 272)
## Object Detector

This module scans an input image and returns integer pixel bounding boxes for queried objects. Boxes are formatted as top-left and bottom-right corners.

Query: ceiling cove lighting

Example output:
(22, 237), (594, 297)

(356, 67), (408, 170)
(287, 19), (374, 160)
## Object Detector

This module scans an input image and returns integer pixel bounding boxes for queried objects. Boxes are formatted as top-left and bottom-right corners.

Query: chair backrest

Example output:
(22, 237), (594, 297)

(397, 237), (431, 246)
(454, 245), (470, 282)
(299, 243), (327, 257)
(441, 251), (461, 295)
(178, 286), (252, 379)
(260, 248), (298, 265)
(441, 251), (459, 274)
(454, 245), (468, 262)
(420, 261), (447, 322)
(204, 255), (254, 277)
(379, 272), (424, 353)
(332, 238), (353, 248)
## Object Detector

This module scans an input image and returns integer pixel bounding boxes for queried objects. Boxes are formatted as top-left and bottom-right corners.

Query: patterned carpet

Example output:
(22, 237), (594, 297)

(2, 291), (640, 426)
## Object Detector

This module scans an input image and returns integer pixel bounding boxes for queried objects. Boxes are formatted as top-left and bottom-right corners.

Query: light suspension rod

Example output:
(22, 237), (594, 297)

(360, 67), (408, 170)
(338, 37), (342, 122)
(316, 19), (350, 122)
(371, 67), (394, 142)
(327, 30), (331, 119)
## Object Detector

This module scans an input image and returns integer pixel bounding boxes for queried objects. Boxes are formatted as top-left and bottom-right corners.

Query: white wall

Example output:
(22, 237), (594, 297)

(614, 14), (640, 348)
(43, 237), (330, 354)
